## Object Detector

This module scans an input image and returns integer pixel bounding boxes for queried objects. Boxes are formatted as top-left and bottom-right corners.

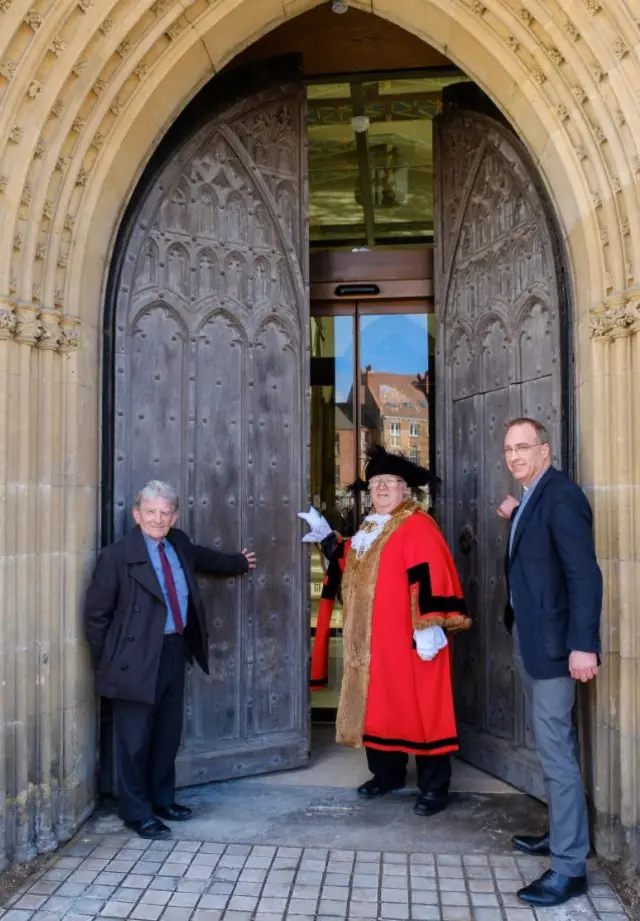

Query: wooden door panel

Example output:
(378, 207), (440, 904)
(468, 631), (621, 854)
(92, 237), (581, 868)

(482, 386), (517, 743)
(189, 314), (246, 748)
(518, 299), (557, 382)
(435, 107), (563, 798)
(126, 306), (187, 523)
(451, 395), (482, 730)
(113, 74), (309, 786)
(252, 319), (301, 739)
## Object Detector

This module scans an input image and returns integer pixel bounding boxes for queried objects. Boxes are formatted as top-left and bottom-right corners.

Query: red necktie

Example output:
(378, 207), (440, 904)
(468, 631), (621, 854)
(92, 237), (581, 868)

(157, 541), (184, 635)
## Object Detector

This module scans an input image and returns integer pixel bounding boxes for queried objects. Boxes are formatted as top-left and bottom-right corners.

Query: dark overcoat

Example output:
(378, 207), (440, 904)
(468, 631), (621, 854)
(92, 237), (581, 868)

(84, 525), (249, 704)
(504, 466), (602, 680)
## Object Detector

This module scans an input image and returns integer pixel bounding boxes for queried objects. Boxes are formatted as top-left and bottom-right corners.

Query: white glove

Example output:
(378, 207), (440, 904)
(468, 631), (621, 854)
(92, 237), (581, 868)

(298, 507), (332, 544)
(414, 625), (448, 661)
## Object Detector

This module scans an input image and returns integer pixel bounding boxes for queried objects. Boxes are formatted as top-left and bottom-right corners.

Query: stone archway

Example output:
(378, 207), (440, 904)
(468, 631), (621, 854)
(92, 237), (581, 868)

(0, 0), (638, 871)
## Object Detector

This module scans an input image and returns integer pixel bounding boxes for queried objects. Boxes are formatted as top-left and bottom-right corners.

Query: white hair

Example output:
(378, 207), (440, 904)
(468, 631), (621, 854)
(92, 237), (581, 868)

(134, 480), (179, 512)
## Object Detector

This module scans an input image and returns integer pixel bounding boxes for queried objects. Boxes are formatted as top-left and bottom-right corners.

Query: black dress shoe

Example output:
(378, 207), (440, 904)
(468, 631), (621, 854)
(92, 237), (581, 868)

(125, 817), (171, 840)
(153, 803), (193, 821)
(517, 870), (588, 907)
(356, 777), (404, 799)
(413, 791), (448, 817)
(512, 831), (550, 856)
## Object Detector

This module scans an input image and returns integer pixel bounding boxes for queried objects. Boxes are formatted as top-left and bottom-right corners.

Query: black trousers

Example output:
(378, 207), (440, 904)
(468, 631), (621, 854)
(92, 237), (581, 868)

(366, 746), (451, 795)
(113, 634), (186, 822)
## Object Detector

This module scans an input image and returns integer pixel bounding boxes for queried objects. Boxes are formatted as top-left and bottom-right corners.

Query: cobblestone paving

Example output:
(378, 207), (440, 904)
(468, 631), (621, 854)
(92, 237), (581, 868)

(0, 833), (629, 921)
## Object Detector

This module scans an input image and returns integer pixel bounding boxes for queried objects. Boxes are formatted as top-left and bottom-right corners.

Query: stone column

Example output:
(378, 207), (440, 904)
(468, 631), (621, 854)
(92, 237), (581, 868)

(590, 297), (640, 871)
(34, 308), (63, 855)
(57, 314), (93, 840)
(0, 300), (16, 872)
(0, 302), (90, 869)
(11, 304), (42, 860)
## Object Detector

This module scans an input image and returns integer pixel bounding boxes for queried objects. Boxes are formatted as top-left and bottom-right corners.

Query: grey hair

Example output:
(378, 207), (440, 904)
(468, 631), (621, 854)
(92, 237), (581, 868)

(134, 480), (179, 512)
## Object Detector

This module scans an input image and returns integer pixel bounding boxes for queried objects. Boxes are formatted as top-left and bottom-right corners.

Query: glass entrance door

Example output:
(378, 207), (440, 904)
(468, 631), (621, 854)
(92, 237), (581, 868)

(310, 301), (434, 719)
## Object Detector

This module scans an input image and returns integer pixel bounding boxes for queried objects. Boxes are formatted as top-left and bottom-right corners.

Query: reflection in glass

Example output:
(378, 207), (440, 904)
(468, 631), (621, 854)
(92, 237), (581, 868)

(310, 315), (357, 533)
(308, 91), (366, 246)
(307, 73), (468, 246)
(310, 309), (435, 714)
(310, 314), (355, 713)
(358, 313), (432, 516)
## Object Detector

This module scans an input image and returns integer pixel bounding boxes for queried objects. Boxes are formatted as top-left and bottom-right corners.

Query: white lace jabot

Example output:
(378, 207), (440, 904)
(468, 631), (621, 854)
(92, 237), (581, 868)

(350, 513), (392, 557)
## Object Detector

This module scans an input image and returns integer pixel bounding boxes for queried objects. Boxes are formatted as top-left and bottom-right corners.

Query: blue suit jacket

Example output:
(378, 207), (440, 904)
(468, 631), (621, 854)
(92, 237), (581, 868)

(504, 466), (602, 679)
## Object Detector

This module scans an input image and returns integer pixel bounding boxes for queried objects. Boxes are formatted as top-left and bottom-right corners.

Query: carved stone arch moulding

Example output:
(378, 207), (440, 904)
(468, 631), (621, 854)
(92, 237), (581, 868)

(0, 0), (635, 342)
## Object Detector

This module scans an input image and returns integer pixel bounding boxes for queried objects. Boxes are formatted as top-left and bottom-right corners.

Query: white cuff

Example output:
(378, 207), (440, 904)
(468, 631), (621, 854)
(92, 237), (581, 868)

(414, 625), (448, 661)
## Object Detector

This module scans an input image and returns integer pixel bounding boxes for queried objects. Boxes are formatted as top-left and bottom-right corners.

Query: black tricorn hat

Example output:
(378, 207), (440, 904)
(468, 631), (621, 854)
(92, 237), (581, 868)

(363, 444), (438, 489)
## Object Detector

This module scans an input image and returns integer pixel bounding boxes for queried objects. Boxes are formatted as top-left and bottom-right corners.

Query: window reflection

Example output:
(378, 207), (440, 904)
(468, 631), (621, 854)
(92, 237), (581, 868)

(310, 306), (434, 714)
(307, 73), (468, 246)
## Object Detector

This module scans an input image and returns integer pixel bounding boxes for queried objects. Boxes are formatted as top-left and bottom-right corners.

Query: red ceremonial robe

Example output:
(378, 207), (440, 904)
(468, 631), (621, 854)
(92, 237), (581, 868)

(311, 501), (471, 756)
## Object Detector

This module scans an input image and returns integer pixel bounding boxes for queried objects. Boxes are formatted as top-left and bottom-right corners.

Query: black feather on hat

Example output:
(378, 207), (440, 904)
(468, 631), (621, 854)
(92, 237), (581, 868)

(363, 444), (439, 489)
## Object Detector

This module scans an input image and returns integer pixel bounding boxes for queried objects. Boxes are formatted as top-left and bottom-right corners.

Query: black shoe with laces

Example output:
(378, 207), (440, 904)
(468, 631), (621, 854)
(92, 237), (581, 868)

(517, 870), (588, 907)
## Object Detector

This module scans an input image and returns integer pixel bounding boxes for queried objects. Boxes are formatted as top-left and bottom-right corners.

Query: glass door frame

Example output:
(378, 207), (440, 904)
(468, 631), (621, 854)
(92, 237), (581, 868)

(311, 297), (434, 531)
(309, 296), (435, 724)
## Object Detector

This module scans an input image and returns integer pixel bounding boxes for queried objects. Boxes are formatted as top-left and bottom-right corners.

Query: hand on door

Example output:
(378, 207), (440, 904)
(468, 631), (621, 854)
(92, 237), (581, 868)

(242, 549), (257, 569)
(497, 494), (520, 520)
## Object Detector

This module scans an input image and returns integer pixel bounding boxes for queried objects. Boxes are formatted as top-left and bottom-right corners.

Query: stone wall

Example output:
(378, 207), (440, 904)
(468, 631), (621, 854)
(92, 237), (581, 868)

(0, 0), (638, 871)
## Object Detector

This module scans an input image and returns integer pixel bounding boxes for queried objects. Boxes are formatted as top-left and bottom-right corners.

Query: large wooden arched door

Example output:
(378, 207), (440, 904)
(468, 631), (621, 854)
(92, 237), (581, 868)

(110, 68), (309, 786)
(434, 102), (568, 799)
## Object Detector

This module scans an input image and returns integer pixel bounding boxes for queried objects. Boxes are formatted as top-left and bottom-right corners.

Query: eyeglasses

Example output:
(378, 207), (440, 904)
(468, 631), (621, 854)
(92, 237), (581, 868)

(369, 476), (406, 490)
(504, 443), (544, 458)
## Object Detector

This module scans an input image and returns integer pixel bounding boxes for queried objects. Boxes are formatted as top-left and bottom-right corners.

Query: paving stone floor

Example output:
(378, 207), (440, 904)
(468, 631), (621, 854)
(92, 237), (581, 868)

(0, 832), (629, 921)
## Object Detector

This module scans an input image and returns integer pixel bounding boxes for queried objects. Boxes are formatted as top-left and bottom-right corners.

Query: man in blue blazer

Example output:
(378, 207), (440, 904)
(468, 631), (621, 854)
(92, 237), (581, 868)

(497, 417), (602, 907)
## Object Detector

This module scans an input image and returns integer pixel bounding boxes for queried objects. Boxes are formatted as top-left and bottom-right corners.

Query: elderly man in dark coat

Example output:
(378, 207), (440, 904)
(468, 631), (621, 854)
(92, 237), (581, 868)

(85, 480), (256, 840)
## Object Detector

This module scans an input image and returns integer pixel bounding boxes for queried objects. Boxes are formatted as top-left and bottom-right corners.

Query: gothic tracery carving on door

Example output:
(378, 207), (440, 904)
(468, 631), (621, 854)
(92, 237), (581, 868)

(435, 110), (564, 798)
(113, 80), (309, 785)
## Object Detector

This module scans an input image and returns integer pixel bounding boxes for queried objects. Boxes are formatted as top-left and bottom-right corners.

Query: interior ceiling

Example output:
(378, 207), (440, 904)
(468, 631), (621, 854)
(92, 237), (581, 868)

(228, 5), (453, 75)
(227, 5), (467, 250)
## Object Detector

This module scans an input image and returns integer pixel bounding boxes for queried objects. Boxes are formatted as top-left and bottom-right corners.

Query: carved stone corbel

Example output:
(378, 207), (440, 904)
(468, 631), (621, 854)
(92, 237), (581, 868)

(590, 300), (640, 340)
(0, 300), (16, 339)
(58, 315), (81, 352)
(38, 308), (62, 350)
(13, 303), (42, 345)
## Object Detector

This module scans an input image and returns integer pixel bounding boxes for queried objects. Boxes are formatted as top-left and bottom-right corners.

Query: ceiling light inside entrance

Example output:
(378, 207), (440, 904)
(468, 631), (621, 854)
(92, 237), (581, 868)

(351, 115), (370, 133)
(331, 0), (349, 13)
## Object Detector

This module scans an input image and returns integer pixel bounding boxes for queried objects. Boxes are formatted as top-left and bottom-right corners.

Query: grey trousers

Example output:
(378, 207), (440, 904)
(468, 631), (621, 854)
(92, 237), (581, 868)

(513, 628), (590, 877)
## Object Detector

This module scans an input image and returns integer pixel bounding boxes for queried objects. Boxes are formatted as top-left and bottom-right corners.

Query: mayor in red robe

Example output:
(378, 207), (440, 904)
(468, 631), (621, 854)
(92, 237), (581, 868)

(300, 446), (471, 816)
